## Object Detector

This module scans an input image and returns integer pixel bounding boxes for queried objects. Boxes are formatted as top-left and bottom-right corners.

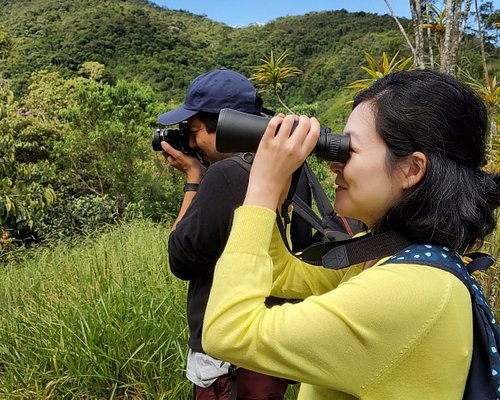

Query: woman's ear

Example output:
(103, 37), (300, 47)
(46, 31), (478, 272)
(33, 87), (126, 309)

(399, 151), (427, 190)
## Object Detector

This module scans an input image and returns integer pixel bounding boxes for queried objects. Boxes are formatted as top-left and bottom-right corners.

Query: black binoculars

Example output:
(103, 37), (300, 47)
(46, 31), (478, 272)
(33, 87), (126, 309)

(215, 108), (350, 162)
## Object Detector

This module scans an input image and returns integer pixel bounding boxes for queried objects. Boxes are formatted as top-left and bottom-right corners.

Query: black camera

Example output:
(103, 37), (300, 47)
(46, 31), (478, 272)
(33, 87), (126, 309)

(215, 109), (350, 162)
(152, 121), (190, 152)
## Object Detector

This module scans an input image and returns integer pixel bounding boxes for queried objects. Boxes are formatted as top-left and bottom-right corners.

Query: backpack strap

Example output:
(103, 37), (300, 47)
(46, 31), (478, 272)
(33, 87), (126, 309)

(229, 364), (238, 400)
(298, 230), (413, 267)
(383, 244), (500, 400)
(300, 162), (334, 217)
(227, 152), (254, 171)
(291, 194), (325, 233)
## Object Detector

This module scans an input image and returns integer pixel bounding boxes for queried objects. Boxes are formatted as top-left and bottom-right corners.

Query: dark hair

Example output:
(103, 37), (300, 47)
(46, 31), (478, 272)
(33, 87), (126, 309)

(353, 70), (500, 253)
(197, 111), (219, 133)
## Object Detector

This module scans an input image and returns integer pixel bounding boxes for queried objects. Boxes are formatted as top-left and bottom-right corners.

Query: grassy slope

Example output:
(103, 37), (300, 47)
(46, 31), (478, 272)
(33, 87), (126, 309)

(0, 219), (497, 399)
(0, 220), (191, 399)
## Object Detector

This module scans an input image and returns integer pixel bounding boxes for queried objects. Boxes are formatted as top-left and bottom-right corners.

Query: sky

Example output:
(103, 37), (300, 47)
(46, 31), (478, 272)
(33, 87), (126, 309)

(152, 0), (500, 27)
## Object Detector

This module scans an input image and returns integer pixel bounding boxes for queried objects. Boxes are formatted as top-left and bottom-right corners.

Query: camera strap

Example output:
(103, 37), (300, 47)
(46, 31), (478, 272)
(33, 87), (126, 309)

(276, 213), (413, 269)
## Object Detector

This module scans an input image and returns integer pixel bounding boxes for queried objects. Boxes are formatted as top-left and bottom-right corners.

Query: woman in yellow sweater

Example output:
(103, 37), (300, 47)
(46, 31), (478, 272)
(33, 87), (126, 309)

(202, 70), (500, 399)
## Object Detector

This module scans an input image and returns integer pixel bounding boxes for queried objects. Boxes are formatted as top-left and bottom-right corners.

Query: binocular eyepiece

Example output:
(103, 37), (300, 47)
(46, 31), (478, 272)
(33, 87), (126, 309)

(215, 109), (350, 163)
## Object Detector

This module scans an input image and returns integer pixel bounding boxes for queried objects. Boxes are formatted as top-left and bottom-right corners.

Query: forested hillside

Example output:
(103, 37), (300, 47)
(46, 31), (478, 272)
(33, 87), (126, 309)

(1, 0), (497, 104)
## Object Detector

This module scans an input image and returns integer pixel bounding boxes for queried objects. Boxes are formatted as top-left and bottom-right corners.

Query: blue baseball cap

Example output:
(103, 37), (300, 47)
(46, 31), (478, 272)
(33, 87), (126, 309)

(158, 69), (260, 126)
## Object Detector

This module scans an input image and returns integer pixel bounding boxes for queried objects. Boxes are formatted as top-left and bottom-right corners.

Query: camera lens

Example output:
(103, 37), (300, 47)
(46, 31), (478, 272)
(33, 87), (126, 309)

(152, 129), (164, 151)
(216, 109), (350, 162)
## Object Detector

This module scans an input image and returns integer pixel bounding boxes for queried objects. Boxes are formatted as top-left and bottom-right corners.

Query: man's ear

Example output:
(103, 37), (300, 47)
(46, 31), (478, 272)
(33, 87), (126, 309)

(399, 151), (427, 190)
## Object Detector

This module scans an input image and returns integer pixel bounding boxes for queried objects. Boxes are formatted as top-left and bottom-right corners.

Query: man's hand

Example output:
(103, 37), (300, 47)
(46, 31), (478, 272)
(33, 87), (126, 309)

(161, 141), (202, 183)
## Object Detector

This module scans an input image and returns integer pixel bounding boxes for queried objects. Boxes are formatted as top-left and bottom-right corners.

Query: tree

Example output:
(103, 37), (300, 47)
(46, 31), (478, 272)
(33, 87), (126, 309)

(0, 79), (57, 250)
(0, 30), (12, 60)
(0, 78), (13, 119)
(78, 61), (105, 81)
(384, 0), (473, 74)
(249, 49), (302, 113)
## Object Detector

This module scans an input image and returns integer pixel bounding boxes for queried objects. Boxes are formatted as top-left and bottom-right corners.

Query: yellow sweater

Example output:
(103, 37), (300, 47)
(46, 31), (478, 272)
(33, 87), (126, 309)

(203, 206), (472, 400)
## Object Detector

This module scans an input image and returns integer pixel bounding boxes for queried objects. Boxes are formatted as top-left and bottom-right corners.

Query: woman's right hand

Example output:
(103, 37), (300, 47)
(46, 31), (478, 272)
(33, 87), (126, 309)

(244, 114), (320, 210)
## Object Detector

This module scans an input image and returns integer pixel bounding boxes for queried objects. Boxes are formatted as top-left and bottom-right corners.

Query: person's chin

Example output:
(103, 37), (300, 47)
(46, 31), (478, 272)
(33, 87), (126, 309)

(333, 190), (348, 213)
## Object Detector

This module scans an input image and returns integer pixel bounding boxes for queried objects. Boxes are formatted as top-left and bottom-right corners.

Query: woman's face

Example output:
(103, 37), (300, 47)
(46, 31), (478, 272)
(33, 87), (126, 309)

(332, 102), (406, 228)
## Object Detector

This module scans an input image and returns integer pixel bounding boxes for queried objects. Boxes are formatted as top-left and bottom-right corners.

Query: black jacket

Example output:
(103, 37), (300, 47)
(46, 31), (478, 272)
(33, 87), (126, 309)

(168, 157), (249, 352)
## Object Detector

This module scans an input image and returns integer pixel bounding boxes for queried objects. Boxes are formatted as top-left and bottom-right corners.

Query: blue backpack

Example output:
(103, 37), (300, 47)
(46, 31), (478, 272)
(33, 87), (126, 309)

(383, 244), (500, 400)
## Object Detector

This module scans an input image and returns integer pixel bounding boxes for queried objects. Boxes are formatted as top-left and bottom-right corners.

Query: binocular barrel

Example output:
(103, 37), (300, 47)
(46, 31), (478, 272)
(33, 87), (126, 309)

(215, 108), (350, 163)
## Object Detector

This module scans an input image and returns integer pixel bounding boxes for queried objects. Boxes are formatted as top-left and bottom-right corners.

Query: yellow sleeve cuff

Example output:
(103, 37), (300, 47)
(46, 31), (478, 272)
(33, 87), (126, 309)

(224, 205), (277, 254)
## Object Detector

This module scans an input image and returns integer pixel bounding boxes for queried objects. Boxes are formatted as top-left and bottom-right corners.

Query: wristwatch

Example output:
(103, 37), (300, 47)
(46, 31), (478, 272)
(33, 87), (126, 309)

(183, 183), (199, 193)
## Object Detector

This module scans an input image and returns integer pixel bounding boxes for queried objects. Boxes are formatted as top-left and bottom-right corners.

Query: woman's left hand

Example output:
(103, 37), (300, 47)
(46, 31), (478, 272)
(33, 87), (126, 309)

(244, 114), (320, 210)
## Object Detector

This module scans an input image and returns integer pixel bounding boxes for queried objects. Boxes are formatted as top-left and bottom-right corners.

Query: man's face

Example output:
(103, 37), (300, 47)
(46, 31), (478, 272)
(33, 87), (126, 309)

(187, 116), (229, 164)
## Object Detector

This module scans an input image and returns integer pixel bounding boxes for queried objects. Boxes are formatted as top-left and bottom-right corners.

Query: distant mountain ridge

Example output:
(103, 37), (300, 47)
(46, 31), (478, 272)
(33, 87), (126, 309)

(0, 0), (496, 109)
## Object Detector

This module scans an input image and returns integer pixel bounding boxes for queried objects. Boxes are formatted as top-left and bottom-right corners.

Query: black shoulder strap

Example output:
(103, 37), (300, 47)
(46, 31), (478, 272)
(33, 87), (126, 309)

(292, 162), (365, 240)
(291, 194), (324, 233)
(298, 230), (413, 268)
(300, 161), (334, 217)
(227, 152), (254, 171)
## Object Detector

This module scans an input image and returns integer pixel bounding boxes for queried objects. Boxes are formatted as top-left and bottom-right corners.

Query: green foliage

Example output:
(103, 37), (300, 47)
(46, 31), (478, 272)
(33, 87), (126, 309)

(250, 49), (302, 113)
(346, 51), (414, 91)
(0, 0), (227, 98)
(0, 220), (192, 399)
(78, 60), (105, 81)
(316, 89), (355, 131)
(0, 69), (183, 249)
(36, 194), (119, 240)
(0, 79), (13, 119)
(0, 78), (59, 249)
(0, 0), (496, 105)
(466, 74), (500, 173)
(0, 30), (12, 60)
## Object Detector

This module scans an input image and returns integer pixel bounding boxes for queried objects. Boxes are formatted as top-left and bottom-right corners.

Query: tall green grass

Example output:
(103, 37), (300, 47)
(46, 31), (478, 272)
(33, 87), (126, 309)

(0, 218), (496, 399)
(0, 220), (191, 399)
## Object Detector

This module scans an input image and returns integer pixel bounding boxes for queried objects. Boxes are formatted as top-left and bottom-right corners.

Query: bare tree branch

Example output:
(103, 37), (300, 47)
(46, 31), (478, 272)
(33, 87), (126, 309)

(384, 0), (416, 56)
(474, 0), (489, 82)
(425, 1), (435, 69)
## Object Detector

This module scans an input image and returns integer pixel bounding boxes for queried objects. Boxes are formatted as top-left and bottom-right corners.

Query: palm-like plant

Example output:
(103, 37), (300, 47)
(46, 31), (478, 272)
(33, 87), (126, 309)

(422, 3), (447, 33)
(249, 49), (302, 113)
(468, 75), (500, 172)
(345, 51), (413, 91)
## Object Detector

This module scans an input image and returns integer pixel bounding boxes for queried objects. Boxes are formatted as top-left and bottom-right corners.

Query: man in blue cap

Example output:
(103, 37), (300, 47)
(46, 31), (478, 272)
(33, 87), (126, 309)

(160, 69), (289, 399)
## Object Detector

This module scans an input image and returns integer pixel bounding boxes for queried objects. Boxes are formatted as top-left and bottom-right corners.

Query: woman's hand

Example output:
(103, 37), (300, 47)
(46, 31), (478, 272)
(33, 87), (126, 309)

(161, 141), (202, 183)
(244, 114), (320, 210)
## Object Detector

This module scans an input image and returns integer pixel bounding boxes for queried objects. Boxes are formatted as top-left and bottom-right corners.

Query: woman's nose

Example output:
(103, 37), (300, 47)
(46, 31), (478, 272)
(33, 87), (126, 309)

(330, 161), (344, 174)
